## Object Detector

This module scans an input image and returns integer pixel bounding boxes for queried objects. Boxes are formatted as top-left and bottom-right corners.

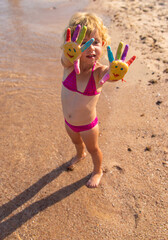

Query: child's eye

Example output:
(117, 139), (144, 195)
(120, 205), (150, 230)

(93, 40), (99, 45)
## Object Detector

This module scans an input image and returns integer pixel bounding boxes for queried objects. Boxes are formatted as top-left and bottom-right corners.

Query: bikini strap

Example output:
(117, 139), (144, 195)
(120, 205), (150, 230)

(92, 62), (96, 72)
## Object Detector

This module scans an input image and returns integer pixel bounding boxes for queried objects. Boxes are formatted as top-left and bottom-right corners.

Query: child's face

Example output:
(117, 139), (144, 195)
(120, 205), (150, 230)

(80, 29), (103, 65)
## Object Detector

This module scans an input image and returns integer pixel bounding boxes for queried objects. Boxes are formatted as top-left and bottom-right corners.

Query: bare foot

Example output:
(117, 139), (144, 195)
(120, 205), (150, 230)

(67, 152), (86, 171)
(86, 170), (103, 188)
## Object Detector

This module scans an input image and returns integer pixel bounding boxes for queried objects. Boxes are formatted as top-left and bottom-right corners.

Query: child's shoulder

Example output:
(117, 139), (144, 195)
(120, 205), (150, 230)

(94, 62), (108, 83)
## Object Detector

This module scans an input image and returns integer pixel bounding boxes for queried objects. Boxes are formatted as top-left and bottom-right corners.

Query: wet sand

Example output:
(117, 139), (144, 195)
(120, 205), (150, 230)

(0, 0), (168, 239)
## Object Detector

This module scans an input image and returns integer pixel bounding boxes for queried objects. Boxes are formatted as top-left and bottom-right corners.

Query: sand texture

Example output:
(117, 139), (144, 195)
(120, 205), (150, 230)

(0, 0), (168, 239)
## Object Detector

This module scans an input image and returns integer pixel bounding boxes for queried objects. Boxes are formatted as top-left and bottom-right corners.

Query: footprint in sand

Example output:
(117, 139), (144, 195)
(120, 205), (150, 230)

(113, 165), (125, 174)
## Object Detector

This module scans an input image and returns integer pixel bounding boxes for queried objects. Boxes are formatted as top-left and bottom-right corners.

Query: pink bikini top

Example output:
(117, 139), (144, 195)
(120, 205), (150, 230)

(62, 63), (100, 96)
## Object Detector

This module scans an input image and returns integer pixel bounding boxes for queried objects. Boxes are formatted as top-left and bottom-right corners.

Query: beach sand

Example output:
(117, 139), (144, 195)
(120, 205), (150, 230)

(0, 0), (168, 239)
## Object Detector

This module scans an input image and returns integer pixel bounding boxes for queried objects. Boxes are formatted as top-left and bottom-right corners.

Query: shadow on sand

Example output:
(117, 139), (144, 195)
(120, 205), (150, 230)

(0, 161), (90, 239)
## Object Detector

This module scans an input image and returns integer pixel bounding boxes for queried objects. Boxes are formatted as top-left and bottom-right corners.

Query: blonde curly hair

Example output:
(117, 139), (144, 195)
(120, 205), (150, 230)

(62, 12), (111, 48)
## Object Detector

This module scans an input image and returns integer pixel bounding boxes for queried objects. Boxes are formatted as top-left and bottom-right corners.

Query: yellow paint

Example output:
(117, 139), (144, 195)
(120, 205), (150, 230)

(63, 42), (81, 63)
(109, 60), (128, 81)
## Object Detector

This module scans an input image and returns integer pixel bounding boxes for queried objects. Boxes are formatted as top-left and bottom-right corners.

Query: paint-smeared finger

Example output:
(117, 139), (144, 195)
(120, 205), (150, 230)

(74, 59), (80, 74)
(127, 56), (136, 66)
(121, 44), (129, 61)
(107, 46), (114, 63)
(66, 28), (71, 42)
(76, 26), (87, 45)
(116, 42), (123, 60)
(81, 38), (94, 52)
(72, 25), (81, 42)
(100, 72), (110, 85)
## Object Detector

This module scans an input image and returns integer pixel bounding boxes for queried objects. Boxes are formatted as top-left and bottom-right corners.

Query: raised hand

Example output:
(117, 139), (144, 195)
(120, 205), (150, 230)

(100, 42), (136, 84)
(63, 25), (94, 74)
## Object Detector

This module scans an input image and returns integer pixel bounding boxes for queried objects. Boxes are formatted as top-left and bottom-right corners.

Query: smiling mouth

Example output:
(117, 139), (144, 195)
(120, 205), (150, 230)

(87, 54), (96, 58)
(67, 53), (74, 58)
(113, 73), (119, 77)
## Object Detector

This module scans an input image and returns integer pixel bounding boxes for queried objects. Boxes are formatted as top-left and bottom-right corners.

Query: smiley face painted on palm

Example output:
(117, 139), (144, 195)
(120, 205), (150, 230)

(63, 42), (81, 63)
(109, 60), (128, 81)
(99, 42), (136, 84)
(63, 25), (94, 74)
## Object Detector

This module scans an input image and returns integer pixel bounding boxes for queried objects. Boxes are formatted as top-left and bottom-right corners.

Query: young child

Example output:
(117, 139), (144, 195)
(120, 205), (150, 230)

(61, 12), (113, 188)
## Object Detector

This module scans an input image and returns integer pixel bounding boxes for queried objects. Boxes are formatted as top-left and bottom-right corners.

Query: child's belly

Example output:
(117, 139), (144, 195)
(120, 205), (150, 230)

(61, 86), (100, 125)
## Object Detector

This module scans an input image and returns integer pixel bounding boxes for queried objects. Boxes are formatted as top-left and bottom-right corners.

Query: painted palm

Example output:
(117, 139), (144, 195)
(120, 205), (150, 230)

(63, 25), (94, 74)
(100, 42), (136, 84)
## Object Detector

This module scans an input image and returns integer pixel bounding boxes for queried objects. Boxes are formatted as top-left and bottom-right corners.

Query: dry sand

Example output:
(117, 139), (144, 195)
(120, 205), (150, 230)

(0, 0), (168, 239)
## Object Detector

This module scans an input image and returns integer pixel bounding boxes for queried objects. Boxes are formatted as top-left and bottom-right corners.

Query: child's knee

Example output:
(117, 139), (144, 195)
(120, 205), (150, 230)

(72, 138), (84, 146)
(87, 146), (101, 155)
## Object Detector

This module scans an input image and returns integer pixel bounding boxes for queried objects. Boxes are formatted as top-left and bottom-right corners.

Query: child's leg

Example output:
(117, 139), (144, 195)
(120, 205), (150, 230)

(65, 124), (86, 168)
(80, 125), (103, 188)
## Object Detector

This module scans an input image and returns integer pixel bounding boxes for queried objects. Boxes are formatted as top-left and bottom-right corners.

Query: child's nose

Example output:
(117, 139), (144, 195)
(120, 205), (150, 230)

(88, 43), (94, 50)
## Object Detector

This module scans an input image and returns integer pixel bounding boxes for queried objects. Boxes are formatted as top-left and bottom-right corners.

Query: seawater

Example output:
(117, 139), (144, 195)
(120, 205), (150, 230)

(0, 0), (89, 81)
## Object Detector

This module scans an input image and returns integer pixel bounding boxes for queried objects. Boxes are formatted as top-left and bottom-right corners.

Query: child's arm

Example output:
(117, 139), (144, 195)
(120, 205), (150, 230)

(99, 42), (136, 84)
(61, 51), (73, 69)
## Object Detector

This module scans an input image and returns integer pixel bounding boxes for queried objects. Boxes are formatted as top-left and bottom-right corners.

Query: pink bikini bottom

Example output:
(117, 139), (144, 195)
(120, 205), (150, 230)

(65, 117), (98, 132)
